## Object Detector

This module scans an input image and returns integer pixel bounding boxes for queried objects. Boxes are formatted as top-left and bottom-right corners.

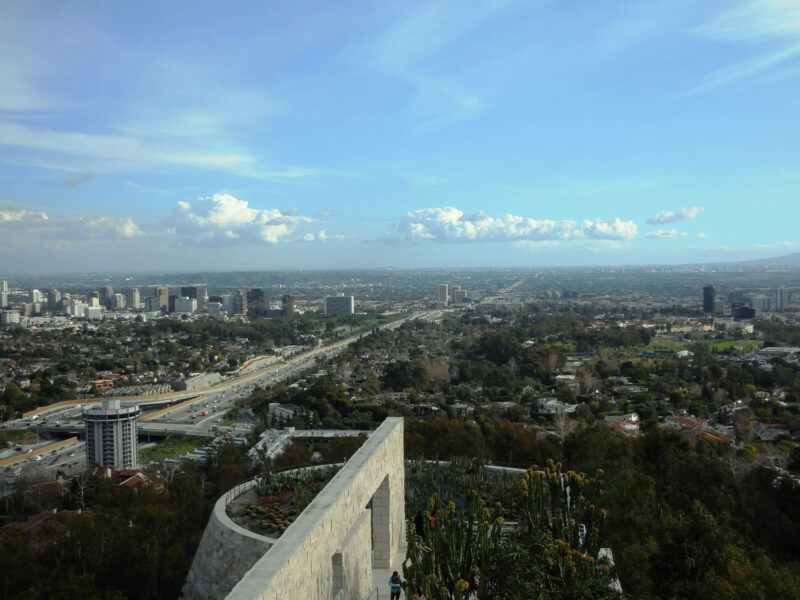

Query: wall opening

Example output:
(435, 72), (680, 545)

(370, 475), (391, 569)
(332, 551), (344, 600)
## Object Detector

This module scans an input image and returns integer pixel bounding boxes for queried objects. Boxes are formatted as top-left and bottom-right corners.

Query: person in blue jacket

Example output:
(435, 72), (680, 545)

(389, 571), (403, 599)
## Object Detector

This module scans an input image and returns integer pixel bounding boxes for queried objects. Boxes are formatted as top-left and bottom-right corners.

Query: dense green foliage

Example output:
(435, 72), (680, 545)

(404, 461), (621, 600)
(405, 421), (800, 599)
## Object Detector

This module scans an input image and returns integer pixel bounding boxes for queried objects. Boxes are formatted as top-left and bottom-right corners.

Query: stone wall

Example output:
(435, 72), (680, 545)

(182, 481), (274, 599)
(226, 417), (405, 600)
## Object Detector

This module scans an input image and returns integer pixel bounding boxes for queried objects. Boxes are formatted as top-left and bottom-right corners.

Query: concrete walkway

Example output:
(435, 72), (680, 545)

(372, 567), (405, 599)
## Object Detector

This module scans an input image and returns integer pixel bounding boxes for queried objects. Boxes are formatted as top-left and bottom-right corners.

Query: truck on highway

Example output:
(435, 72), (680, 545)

(202, 410), (209, 416)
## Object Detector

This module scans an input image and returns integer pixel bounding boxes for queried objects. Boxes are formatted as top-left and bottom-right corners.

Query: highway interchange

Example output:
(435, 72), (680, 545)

(1, 311), (429, 491)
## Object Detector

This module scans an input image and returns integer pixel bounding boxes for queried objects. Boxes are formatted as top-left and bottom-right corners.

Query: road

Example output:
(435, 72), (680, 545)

(1, 311), (420, 481)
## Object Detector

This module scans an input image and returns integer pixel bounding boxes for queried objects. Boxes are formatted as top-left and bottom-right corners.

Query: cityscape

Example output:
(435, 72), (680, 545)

(3, 1), (800, 599)
(1, 266), (800, 598)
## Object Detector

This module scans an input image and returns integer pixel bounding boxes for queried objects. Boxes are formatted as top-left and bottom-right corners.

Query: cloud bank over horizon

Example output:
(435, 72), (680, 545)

(396, 207), (638, 243)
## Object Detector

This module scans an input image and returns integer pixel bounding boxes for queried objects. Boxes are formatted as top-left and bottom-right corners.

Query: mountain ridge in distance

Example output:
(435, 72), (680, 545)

(739, 252), (800, 267)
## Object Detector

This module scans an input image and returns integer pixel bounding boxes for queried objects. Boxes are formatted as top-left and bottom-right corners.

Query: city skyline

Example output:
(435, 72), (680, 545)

(2, 1), (800, 272)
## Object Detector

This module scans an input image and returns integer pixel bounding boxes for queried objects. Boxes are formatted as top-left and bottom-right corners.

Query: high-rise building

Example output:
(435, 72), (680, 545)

(325, 295), (355, 316)
(282, 294), (295, 317)
(99, 285), (114, 308)
(181, 286), (207, 311)
(83, 399), (142, 469)
(0, 281), (7, 294)
(453, 289), (467, 304)
(776, 287), (791, 312)
(438, 284), (449, 304)
(174, 296), (197, 313)
(703, 285), (715, 313)
(111, 293), (126, 310)
(234, 290), (247, 315)
(247, 288), (269, 315)
(124, 287), (140, 310)
(155, 286), (169, 312)
(30, 288), (43, 303)
(47, 289), (61, 310)
(0, 293), (7, 309)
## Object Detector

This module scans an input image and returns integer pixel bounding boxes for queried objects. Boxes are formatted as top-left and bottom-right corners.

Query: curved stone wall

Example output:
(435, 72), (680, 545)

(182, 481), (275, 599)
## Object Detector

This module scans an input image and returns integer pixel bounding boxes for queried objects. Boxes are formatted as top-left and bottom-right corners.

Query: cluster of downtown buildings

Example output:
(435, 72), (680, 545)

(0, 280), (357, 325)
(702, 284), (798, 318)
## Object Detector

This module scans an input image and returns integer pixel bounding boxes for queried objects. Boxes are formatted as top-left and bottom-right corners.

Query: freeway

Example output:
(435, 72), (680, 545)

(9, 312), (418, 436)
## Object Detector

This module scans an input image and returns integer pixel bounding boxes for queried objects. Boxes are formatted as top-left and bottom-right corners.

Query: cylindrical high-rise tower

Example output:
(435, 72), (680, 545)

(83, 399), (142, 469)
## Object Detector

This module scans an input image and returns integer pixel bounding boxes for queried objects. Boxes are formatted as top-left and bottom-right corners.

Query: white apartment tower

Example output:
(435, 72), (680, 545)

(83, 399), (142, 469)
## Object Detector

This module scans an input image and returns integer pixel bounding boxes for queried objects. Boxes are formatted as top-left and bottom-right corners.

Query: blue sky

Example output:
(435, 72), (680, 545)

(1, 0), (799, 272)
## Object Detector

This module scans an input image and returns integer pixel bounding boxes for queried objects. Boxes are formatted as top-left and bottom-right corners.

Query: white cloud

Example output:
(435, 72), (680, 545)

(0, 204), (143, 248)
(396, 206), (637, 243)
(697, 232), (706, 238)
(581, 218), (639, 240)
(646, 206), (704, 225)
(696, 1), (800, 44)
(170, 193), (315, 246)
(686, 1), (800, 95)
(67, 217), (144, 239)
(646, 229), (686, 239)
(0, 208), (48, 223)
(302, 233), (315, 242)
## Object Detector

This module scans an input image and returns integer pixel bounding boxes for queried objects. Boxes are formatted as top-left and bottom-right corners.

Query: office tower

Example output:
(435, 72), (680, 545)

(87, 295), (100, 307)
(174, 296), (197, 313)
(234, 290), (247, 315)
(111, 293), (126, 309)
(438, 284), (448, 304)
(247, 288), (269, 315)
(325, 295), (355, 316)
(453, 289), (467, 303)
(282, 294), (295, 317)
(155, 286), (169, 311)
(776, 287), (790, 312)
(47, 289), (61, 310)
(0, 292), (7, 308)
(99, 285), (114, 308)
(83, 399), (142, 469)
(124, 287), (140, 310)
(0, 281), (7, 294)
(181, 286), (207, 311)
(30, 288), (43, 303)
(207, 301), (223, 315)
(703, 285), (715, 313)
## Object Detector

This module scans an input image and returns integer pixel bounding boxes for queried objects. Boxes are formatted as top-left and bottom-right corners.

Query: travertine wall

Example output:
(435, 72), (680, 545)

(336, 508), (372, 600)
(227, 417), (405, 600)
(183, 481), (274, 599)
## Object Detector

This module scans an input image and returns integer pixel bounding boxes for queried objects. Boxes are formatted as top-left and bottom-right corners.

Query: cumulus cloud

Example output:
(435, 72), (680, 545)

(52, 217), (144, 240)
(0, 208), (49, 223)
(396, 207), (637, 243)
(0, 204), (143, 248)
(697, 232), (706, 238)
(170, 193), (315, 245)
(646, 229), (688, 239)
(646, 206), (704, 225)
